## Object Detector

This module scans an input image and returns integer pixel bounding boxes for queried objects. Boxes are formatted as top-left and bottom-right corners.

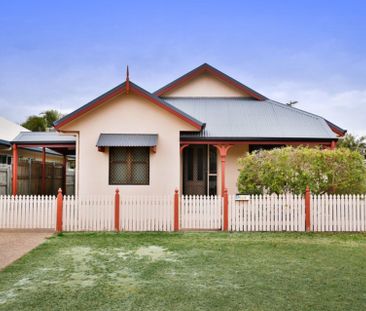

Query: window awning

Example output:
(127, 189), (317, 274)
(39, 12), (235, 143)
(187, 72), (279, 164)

(96, 134), (158, 147)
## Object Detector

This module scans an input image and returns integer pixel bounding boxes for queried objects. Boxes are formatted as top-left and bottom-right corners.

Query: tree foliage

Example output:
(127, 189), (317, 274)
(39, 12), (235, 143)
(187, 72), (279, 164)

(237, 146), (366, 195)
(21, 109), (62, 131)
(337, 133), (366, 157)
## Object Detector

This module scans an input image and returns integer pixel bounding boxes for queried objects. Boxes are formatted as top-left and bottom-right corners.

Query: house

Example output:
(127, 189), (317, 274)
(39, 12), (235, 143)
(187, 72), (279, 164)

(15, 64), (345, 196)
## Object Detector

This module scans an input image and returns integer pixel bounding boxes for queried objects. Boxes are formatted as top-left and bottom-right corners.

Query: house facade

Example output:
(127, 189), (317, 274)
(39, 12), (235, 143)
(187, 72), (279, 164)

(53, 64), (345, 196)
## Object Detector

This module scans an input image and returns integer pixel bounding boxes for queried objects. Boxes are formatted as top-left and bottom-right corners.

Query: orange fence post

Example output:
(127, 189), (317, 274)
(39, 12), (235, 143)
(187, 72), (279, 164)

(305, 185), (311, 232)
(56, 188), (63, 233)
(115, 188), (120, 232)
(174, 188), (179, 231)
(223, 188), (229, 231)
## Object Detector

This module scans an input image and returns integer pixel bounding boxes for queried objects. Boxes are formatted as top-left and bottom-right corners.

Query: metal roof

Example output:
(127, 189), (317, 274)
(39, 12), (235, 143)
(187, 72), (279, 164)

(163, 97), (338, 140)
(96, 134), (158, 147)
(12, 132), (76, 145)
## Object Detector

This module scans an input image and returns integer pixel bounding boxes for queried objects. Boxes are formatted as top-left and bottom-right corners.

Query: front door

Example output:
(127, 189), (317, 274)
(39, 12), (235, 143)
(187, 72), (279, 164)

(183, 145), (207, 195)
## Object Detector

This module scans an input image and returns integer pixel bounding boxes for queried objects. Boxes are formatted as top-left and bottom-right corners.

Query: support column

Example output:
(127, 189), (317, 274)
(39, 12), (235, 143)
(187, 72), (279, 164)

(214, 145), (233, 196)
(12, 144), (18, 195)
(330, 140), (336, 150)
(42, 147), (46, 194)
(63, 155), (67, 195)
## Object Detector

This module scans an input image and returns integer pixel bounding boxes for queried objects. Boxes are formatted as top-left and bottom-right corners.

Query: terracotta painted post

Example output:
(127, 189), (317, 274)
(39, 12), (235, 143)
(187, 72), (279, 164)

(305, 185), (311, 232)
(42, 147), (46, 194)
(56, 188), (63, 233)
(115, 188), (120, 232)
(174, 188), (179, 231)
(12, 144), (18, 195)
(330, 140), (336, 150)
(223, 188), (229, 231)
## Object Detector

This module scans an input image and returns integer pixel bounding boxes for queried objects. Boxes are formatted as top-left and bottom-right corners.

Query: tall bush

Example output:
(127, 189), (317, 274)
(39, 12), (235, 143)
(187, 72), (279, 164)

(237, 147), (366, 194)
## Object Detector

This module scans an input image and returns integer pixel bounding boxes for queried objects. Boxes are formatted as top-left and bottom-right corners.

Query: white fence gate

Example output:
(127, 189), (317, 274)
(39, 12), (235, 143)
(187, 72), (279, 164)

(180, 195), (222, 230)
(229, 194), (305, 231)
(63, 195), (114, 231)
(120, 195), (173, 231)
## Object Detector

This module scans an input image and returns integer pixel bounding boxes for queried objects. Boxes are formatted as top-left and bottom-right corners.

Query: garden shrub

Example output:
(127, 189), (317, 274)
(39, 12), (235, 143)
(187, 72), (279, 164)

(237, 146), (366, 194)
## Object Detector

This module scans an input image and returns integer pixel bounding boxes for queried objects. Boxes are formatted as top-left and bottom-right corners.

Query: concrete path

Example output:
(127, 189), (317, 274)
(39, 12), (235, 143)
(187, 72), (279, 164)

(0, 231), (53, 270)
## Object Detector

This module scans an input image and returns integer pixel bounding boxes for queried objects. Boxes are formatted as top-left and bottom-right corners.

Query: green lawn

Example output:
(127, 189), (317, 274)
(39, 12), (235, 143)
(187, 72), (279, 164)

(0, 233), (365, 311)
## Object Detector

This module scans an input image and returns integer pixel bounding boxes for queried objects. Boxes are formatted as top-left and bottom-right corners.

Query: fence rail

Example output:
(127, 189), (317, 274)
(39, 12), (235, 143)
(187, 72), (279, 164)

(0, 191), (365, 232)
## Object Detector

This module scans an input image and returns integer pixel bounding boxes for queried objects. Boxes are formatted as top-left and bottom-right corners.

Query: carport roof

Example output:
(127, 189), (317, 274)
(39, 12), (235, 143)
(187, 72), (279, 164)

(12, 132), (76, 145)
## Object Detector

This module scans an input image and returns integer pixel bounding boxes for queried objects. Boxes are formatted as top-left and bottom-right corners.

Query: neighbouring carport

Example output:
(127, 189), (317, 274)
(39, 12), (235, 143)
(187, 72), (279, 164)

(11, 132), (76, 195)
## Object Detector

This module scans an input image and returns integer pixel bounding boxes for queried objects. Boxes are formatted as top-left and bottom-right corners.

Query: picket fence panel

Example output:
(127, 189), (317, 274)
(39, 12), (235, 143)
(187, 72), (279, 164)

(120, 195), (173, 231)
(180, 195), (222, 230)
(63, 195), (114, 231)
(229, 194), (305, 232)
(311, 194), (366, 232)
(0, 195), (56, 229)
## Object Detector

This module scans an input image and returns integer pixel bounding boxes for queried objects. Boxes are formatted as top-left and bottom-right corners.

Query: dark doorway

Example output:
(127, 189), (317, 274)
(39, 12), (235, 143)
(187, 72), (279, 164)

(183, 145), (207, 195)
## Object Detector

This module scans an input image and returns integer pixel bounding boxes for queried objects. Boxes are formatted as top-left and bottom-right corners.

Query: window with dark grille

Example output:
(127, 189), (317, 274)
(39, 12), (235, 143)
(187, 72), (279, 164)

(109, 147), (149, 185)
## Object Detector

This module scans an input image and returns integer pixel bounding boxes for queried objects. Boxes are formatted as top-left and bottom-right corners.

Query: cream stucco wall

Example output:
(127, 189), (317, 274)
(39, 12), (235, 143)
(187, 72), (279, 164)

(61, 93), (198, 195)
(217, 144), (248, 195)
(163, 73), (251, 97)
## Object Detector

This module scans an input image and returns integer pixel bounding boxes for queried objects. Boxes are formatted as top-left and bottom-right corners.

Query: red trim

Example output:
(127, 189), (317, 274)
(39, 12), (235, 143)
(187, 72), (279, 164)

(130, 86), (202, 130)
(328, 124), (346, 137)
(155, 64), (266, 100)
(330, 141), (336, 150)
(12, 144), (18, 195)
(17, 144), (75, 148)
(305, 186), (311, 232)
(55, 87), (124, 129)
(214, 145), (233, 196)
(55, 83), (202, 131)
(182, 140), (333, 146)
(56, 188), (63, 233)
(180, 144), (189, 153)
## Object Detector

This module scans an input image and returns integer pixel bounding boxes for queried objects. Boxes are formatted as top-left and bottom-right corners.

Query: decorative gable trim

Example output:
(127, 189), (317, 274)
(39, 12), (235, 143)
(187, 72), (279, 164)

(54, 82), (204, 130)
(154, 63), (267, 100)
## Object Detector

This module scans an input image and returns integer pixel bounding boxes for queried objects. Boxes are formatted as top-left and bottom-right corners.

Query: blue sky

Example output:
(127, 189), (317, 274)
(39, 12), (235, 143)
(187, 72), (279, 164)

(0, 0), (365, 134)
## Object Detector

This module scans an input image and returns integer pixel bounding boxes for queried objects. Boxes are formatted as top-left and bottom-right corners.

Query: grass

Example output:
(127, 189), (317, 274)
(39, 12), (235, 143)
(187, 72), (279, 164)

(0, 232), (365, 311)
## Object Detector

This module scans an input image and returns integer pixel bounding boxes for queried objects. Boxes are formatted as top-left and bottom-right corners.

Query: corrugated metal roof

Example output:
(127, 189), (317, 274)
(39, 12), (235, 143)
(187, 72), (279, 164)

(96, 134), (158, 147)
(12, 132), (76, 144)
(163, 97), (338, 139)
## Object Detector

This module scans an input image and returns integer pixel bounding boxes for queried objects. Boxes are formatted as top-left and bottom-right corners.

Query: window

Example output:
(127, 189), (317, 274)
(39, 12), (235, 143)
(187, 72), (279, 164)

(109, 147), (149, 185)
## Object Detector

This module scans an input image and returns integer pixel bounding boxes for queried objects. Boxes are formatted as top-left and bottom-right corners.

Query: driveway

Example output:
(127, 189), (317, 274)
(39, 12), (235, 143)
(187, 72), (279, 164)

(0, 230), (52, 270)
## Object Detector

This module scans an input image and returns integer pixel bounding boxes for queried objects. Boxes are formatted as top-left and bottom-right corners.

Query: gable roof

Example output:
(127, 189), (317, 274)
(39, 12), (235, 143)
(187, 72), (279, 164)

(154, 63), (267, 100)
(164, 97), (341, 140)
(54, 81), (204, 130)
(0, 116), (29, 142)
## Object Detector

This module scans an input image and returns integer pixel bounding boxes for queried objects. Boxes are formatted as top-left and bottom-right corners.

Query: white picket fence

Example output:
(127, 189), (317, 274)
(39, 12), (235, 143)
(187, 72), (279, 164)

(120, 195), (173, 231)
(311, 194), (366, 231)
(0, 193), (366, 232)
(0, 195), (56, 229)
(180, 195), (222, 230)
(63, 195), (114, 231)
(229, 194), (305, 231)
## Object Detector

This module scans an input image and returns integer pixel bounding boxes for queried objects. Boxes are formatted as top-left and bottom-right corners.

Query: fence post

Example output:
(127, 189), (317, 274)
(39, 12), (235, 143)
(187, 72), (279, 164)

(305, 185), (311, 232)
(56, 188), (63, 233)
(115, 188), (120, 232)
(174, 188), (179, 231)
(223, 188), (229, 231)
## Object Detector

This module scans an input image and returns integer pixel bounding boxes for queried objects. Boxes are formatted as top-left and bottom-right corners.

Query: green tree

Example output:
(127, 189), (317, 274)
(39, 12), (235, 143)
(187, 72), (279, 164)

(337, 133), (366, 157)
(21, 109), (62, 131)
(21, 115), (47, 131)
(237, 146), (366, 195)
(41, 109), (62, 128)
